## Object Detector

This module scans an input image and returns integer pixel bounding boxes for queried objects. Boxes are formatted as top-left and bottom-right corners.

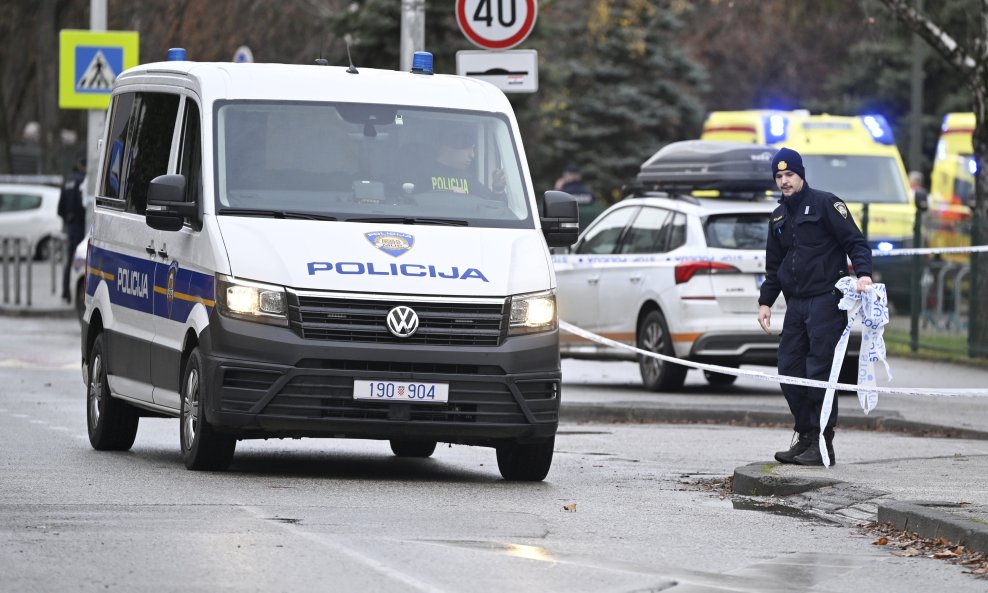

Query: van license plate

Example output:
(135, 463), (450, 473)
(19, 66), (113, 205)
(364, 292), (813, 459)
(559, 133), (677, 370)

(353, 380), (449, 403)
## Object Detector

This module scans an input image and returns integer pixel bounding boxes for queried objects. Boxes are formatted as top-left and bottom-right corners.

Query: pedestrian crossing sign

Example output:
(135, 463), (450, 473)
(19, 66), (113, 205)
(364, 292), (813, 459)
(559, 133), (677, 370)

(59, 30), (139, 109)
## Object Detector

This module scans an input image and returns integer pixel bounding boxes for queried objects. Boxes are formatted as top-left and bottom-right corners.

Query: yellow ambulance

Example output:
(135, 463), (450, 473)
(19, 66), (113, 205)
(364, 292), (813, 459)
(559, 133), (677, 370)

(701, 110), (916, 310)
(927, 112), (974, 262)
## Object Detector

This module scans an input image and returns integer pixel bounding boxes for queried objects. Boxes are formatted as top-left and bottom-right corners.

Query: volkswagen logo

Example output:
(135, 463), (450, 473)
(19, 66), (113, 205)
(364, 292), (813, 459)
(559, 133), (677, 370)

(386, 306), (420, 338)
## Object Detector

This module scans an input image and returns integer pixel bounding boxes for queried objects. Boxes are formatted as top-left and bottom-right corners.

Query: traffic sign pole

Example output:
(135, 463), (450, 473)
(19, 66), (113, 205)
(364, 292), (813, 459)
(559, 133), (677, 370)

(87, 0), (107, 208)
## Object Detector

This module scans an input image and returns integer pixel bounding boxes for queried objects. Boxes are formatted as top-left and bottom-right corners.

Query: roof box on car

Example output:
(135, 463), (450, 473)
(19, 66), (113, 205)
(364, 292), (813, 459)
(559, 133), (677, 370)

(636, 140), (777, 193)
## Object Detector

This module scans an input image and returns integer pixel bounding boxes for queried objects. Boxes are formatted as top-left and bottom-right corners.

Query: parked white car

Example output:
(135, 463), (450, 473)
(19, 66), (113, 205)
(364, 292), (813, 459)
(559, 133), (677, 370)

(553, 140), (858, 391)
(0, 182), (62, 260)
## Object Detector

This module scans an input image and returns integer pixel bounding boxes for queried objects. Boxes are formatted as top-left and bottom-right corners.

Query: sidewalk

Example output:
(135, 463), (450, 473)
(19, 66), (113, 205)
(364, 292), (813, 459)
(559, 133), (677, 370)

(560, 358), (988, 554)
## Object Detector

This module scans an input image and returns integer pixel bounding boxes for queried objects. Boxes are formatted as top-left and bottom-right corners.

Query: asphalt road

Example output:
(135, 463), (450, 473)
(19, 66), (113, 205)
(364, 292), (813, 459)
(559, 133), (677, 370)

(2, 316), (987, 592)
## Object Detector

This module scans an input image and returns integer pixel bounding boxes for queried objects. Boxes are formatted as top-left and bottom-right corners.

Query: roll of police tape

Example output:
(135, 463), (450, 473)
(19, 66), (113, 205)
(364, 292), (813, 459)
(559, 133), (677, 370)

(558, 320), (988, 398)
(872, 244), (988, 257)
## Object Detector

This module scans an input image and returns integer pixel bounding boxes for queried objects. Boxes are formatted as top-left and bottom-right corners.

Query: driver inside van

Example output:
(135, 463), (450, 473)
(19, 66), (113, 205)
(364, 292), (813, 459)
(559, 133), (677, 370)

(419, 127), (506, 200)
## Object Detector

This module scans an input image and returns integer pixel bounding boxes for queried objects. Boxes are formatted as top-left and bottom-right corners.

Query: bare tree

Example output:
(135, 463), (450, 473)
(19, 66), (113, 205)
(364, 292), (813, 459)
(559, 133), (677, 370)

(877, 0), (988, 357)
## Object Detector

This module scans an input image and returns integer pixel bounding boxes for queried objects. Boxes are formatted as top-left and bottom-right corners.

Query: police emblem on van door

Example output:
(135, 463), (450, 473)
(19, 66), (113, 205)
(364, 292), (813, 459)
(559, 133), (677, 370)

(166, 260), (179, 318)
(386, 306), (419, 337)
(366, 231), (414, 257)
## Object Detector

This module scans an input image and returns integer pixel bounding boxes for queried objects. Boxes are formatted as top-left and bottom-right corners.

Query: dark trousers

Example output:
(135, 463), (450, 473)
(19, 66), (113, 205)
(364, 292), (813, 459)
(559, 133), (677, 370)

(778, 293), (848, 436)
(61, 224), (85, 301)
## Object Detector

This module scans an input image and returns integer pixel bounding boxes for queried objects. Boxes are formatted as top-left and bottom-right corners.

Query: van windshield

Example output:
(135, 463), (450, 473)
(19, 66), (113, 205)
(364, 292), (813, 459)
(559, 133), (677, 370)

(214, 101), (533, 228)
(801, 155), (909, 204)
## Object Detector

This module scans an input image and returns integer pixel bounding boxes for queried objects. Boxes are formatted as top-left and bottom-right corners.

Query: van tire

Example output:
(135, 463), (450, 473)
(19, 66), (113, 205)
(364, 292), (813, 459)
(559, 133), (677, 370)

(180, 348), (236, 471)
(87, 333), (139, 451)
(389, 439), (437, 458)
(496, 437), (554, 481)
(637, 310), (687, 392)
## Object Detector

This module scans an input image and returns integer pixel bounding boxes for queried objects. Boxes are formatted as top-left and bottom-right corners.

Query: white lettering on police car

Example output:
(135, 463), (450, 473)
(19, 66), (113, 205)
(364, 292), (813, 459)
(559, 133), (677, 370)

(116, 267), (149, 298)
(307, 261), (489, 282)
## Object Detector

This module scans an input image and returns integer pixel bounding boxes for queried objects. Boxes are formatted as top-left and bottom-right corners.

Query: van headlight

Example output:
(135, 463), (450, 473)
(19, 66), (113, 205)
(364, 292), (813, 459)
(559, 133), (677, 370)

(216, 275), (288, 327)
(508, 290), (556, 336)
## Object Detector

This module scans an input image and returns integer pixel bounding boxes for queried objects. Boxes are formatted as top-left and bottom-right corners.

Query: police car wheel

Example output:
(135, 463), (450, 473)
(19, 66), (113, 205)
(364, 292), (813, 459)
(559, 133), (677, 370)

(496, 437), (554, 482)
(389, 439), (437, 458)
(180, 348), (236, 471)
(703, 370), (737, 387)
(86, 333), (139, 451)
(637, 310), (687, 392)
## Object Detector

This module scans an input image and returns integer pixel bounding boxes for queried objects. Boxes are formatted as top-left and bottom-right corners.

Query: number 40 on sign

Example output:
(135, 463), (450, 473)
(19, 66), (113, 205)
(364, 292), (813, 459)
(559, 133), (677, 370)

(455, 0), (538, 50)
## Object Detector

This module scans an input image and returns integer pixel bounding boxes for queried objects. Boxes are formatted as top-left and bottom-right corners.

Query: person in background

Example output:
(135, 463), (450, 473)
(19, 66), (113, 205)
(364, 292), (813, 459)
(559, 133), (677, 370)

(908, 170), (925, 193)
(555, 164), (603, 232)
(57, 156), (87, 303)
(757, 147), (873, 466)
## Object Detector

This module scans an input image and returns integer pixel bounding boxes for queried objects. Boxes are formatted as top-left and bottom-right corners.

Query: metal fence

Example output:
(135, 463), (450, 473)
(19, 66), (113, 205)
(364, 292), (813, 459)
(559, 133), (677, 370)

(1, 235), (68, 307)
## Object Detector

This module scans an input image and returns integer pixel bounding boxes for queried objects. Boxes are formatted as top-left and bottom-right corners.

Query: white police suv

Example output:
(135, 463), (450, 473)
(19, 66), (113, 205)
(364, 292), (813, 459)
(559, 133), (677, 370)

(80, 49), (578, 480)
(554, 141), (861, 391)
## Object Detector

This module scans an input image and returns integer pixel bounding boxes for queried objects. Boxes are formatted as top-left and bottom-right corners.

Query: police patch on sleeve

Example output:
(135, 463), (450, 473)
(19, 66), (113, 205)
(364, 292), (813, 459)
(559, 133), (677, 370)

(834, 202), (848, 219)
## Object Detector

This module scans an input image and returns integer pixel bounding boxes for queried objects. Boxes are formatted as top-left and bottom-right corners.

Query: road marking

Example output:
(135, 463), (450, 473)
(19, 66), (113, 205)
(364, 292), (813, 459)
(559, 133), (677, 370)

(239, 505), (450, 593)
(0, 360), (80, 370)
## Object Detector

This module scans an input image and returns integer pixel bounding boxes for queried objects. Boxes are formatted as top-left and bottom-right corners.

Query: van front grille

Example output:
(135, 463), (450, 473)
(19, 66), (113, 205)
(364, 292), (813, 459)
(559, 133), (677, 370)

(288, 293), (507, 346)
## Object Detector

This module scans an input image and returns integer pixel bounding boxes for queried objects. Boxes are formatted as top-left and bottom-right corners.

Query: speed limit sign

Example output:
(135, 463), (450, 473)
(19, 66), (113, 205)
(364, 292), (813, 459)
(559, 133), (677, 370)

(455, 0), (538, 50)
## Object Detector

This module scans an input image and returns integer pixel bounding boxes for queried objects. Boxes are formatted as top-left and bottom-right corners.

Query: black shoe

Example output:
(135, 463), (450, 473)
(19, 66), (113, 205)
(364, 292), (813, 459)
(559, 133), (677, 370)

(774, 433), (813, 464)
(793, 440), (837, 466)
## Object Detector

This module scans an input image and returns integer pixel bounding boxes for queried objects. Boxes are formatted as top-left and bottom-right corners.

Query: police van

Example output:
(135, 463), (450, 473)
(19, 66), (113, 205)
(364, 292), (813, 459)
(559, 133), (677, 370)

(701, 110), (916, 310)
(81, 50), (578, 480)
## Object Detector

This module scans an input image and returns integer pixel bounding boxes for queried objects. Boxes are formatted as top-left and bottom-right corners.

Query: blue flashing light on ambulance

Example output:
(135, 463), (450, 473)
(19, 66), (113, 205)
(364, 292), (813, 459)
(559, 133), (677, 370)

(701, 109), (915, 311)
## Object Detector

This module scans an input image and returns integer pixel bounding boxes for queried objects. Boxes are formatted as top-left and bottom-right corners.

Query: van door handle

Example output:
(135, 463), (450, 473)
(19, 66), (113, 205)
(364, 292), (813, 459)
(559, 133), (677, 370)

(145, 241), (155, 255)
(587, 276), (599, 285)
(157, 244), (168, 258)
(629, 273), (643, 283)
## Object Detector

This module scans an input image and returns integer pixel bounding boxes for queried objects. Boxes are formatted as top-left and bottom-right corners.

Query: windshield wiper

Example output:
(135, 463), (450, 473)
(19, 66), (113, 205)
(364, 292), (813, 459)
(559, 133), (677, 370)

(218, 208), (337, 221)
(346, 216), (468, 226)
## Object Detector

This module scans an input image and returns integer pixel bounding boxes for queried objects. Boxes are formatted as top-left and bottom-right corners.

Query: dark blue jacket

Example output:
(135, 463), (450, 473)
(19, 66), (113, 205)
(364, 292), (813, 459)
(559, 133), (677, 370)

(758, 184), (872, 306)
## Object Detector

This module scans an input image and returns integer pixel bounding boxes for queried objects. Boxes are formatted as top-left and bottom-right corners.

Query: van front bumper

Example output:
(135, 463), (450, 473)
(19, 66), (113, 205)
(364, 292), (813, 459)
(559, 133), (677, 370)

(198, 314), (561, 447)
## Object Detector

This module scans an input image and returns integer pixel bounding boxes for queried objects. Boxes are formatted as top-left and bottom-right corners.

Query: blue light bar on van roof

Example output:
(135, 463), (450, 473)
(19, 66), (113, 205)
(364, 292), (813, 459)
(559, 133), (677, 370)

(762, 114), (788, 144)
(411, 51), (433, 75)
(167, 48), (187, 61)
(969, 158), (978, 175)
(861, 115), (894, 145)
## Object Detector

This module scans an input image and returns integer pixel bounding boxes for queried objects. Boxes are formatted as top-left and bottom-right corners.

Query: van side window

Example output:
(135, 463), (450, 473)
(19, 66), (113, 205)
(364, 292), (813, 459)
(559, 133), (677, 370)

(100, 92), (135, 200)
(178, 100), (202, 206)
(123, 93), (180, 214)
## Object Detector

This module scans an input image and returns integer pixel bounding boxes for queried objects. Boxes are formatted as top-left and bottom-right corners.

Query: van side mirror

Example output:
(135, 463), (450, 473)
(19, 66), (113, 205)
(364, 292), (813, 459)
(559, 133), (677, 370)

(147, 174), (197, 231)
(541, 190), (580, 247)
(914, 188), (928, 212)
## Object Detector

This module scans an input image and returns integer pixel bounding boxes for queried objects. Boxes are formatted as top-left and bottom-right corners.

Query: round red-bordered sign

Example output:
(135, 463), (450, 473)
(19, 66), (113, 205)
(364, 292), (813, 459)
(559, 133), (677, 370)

(456, 0), (538, 50)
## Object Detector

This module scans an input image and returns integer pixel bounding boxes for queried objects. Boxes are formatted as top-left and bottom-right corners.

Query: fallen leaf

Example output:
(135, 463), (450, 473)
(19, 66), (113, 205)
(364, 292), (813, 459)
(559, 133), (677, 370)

(894, 547), (921, 557)
(562, 503), (576, 512)
(873, 537), (889, 546)
(933, 550), (959, 559)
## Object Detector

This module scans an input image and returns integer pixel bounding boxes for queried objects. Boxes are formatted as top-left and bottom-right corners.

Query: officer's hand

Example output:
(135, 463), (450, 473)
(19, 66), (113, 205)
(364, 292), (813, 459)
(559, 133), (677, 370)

(856, 276), (873, 292)
(492, 168), (506, 193)
(758, 305), (772, 334)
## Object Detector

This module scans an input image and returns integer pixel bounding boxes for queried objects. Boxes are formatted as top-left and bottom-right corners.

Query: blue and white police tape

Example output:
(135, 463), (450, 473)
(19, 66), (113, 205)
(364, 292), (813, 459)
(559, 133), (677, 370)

(872, 244), (988, 257)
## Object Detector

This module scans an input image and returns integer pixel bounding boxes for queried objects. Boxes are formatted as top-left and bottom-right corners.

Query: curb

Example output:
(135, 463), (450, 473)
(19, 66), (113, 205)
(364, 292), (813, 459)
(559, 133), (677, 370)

(732, 462), (988, 556)
(0, 306), (76, 319)
(732, 461), (841, 497)
(559, 403), (988, 441)
(878, 500), (988, 555)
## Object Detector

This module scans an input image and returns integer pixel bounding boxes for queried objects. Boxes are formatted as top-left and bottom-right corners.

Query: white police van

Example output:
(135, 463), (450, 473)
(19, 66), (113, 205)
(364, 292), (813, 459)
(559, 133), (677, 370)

(81, 49), (578, 480)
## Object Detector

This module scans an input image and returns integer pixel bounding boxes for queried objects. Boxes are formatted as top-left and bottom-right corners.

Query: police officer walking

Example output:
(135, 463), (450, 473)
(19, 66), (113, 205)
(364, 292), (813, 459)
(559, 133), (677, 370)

(757, 147), (873, 466)
(57, 156), (87, 303)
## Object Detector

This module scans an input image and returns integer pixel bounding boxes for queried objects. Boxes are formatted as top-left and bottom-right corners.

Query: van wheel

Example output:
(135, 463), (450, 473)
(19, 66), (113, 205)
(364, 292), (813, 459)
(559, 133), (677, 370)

(637, 310), (687, 392)
(180, 348), (236, 471)
(389, 439), (437, 458)
(703, 369), (737, 386)
(496, 437), (554, 481)
(87, 333), (139, 450)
